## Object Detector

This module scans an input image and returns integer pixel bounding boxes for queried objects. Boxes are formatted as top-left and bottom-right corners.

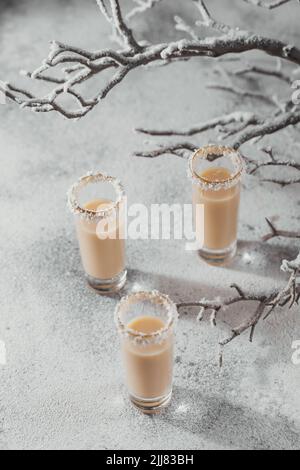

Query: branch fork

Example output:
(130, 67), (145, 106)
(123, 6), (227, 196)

(178, 252), (300, 366)
(1, 0), (300, 120)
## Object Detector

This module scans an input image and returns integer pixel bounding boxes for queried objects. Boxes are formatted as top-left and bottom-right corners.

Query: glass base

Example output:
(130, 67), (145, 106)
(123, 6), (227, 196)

(86, 270), (127, 294)
(199, 241), (237, 266)
(129, 391), (172, 414)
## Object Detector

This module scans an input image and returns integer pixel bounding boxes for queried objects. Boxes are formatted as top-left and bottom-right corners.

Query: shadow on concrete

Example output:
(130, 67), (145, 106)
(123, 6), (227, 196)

(125, 268), (223, 307)
(159, 386), (300, 450)
(124, 267), (298, 351)
(221, 239), (299, 280)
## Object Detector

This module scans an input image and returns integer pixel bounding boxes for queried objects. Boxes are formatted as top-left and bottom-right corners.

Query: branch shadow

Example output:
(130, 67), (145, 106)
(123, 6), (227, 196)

(223, 239), (299, 280)
(160, 386), (300, 450)
(124, 267), (299, 353)
(124, 267), (262, 335)
(125, 267), (226, 307)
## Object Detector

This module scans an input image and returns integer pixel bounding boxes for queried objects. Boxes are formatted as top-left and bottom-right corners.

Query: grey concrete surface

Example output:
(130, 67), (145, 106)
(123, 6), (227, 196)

(0, 0), (300, 450)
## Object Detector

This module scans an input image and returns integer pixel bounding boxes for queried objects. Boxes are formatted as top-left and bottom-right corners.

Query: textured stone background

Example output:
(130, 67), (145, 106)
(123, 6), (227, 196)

(0, 0), (299, 450)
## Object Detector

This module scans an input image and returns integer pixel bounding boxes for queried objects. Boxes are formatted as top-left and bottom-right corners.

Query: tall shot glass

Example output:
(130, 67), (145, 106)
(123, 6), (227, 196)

(115, 291), (178, 414)
(68, 172), (127, 293)
(189, 145), (245, 265)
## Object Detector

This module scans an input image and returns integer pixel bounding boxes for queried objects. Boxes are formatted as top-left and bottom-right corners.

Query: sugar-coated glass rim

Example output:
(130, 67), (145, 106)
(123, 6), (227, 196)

(188, 145), (245, 191)
(115, 290), (178, 343)
(67, 171), (126, 222)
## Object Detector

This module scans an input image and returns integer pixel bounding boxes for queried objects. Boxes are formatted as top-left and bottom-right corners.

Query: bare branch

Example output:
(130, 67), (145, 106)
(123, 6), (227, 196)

(249, 146), (300, 171)
(232, 109), (300, 149)
(262, 218), (300, 241)
(135, 105), (300, 173)
(243, 0), (295, 9)
(245, 146), (300, 185)
(232, 61), (292, 84)
(127, 0), (163, 20)
(178, 252), (300, 365)
(134, 142), (197, 158)
(262, 176), (300, 185)
(96, 0), (142, 49)
(20, 70), (65, 85)
(135, 109), (300, 166)
(194, 0), (232, 34)
(2, 0), (300, 119)
(109, 0), (142, 51)
(96, 0), (112, 22)
(207, 83), (278, 106)
(174, 16), (199, 41)
(136, 111), (261, 137)
(220, 302), (267, 346)
(264, 254), (300, 319)
(0, 82), (34, 104)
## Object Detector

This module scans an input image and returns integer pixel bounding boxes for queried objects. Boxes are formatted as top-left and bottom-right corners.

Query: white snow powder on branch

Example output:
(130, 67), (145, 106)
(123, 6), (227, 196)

(1, 0), (300, 120)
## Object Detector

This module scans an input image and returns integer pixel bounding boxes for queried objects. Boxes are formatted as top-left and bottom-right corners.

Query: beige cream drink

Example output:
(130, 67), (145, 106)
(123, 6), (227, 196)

(68, 172), (127, 293)
(123, 316), (173, 401)
(189, 145), (244, 265)
(115, 291), (177, 413)
(76, 199), (125, 280)
(193, 167), (241, 251)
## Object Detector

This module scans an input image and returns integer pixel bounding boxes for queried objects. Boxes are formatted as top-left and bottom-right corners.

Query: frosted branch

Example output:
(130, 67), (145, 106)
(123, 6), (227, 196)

(231, 61), (292, 83)
(110, 0), (142, 51)
(135, 108), (300, 178)
(2, 0), (300, 119)
(136, 111), (261, 137)
(134, 142), (198, 159)
(243, 0), (295, 9)
(207, 83), (278, 106)
(247, 147), (300, 185)
(232, 109), (300, 148)
(262, 218), (300, 241)
(127, 0), (163, 20)
(174, 16), (199, 41)
(177, 252), (300, 365)
(194, 0), (232, 34)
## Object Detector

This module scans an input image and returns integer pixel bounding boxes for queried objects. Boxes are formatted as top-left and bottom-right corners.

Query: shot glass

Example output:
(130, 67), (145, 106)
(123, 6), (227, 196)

(68, 172), (127, 293)
(115, 291), (178, 414)
(189, 145), (245, 265)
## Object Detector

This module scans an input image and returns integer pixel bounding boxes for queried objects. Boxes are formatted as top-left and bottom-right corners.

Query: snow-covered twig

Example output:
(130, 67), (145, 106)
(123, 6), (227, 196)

(177, 252), (300, 366)
(134, 109), (300, 162)
(127, 0), (163, 20)
(243, 0), (295, 9)
(2, 0), (300, 119)
(134, 142), (198, 158)
(231, 61), (292, 84)
(136, 111), (261, 137)
(232, 109), (300, 149)
(262, 218), (300, 241)
(246, 146), (300, 185)
(174, 16), (199, 41)
(206, 83), (278, 106)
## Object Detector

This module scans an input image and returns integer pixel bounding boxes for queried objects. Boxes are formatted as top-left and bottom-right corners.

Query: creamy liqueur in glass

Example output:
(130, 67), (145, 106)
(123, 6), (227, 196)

(115, 291), (177, 414)
(68, 172), (127, 293)
(189, 145), (245, 265)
